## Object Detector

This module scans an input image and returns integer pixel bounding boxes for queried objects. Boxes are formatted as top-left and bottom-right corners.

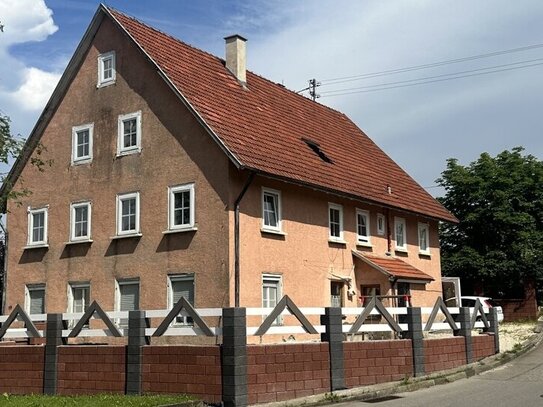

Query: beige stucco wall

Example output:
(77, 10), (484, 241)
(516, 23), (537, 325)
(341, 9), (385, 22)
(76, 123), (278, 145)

(233, 175), (443, 312)
(5, 18), (231, 315)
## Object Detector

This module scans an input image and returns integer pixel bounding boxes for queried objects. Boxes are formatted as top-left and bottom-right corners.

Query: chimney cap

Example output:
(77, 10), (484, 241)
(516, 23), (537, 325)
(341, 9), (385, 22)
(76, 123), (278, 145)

(224, 34), (247, 42)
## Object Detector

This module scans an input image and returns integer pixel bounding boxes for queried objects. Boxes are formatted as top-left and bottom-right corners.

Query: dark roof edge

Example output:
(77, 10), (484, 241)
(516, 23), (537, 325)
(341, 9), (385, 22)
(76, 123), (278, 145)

(249, 168), (458, 223)
(105, 7), (244, 170)
(0, 6), (107, 213)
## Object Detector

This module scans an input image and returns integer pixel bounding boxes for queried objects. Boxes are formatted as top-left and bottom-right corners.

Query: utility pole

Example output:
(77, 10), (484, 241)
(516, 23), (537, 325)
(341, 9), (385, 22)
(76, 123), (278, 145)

(309, 78), (321, 101)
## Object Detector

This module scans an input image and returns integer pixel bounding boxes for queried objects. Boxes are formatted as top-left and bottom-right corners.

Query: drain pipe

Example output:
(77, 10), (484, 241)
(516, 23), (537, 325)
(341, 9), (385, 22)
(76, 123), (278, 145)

(0, 218), (7, 315)
(234, 172), (255, 307)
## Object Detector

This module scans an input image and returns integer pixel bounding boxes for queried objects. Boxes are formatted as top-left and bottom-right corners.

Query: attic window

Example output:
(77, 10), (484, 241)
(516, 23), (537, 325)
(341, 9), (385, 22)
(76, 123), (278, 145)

(301, 137), (333, 164)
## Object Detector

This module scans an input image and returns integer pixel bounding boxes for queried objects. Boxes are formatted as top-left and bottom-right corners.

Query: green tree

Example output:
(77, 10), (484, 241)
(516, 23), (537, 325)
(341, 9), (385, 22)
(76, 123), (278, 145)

(437, 147), (543, 298)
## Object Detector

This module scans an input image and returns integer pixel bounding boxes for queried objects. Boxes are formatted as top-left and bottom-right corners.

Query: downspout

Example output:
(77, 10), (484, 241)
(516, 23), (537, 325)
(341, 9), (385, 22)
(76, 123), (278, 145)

(385, 208), (392, 254)
(234, 172), (256, 307)
(0, 218), (7, 315)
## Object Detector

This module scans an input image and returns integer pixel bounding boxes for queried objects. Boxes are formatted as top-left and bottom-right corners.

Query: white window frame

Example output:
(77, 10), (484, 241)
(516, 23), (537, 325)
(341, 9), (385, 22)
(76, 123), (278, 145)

(71, 123), (93, 165)
(116, 192), (140, 236)
(25, 284), (46, 315)
(418, 222), (430, 255)
(70, 201), (92, 242)
(356, 209), (371, 246)
(261, 188), (282, 233)
(67, 282), (90, 327)
(27, 207), (48, 246)
(167, 274), (195, 326)
(377, 213), (386, 236)
(117, 111), (142, 155)
(262, 274), (283, 325)
(328, 203), (344, 242)
(394, 217), (407, 252)
(167, 183), (196, 231)
(97, 51), (116, 87)
(114, 279), (140, 327)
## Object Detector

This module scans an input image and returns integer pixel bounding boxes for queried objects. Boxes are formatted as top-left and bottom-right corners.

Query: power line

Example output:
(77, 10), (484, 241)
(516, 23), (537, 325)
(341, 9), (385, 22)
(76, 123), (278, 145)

(319, 42), (543, 85)
(320, 60), (543, 97)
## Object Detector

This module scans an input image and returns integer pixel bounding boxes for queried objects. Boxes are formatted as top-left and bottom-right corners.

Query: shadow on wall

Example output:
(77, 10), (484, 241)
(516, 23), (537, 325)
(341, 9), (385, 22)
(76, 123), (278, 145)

(105, 236), (141, 257)
(156, 231), (195, 253)
(60, 242), (92, 259)
(19, 247), (48, 264)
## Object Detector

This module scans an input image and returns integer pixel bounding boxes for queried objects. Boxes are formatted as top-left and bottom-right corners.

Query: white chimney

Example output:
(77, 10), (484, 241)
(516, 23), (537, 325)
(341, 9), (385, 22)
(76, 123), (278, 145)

(224, 34), (247, 84)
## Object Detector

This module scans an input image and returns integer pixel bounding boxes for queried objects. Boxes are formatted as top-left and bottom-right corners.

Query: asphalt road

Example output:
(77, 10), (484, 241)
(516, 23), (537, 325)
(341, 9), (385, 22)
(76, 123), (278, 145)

(335, 343), (543, 407)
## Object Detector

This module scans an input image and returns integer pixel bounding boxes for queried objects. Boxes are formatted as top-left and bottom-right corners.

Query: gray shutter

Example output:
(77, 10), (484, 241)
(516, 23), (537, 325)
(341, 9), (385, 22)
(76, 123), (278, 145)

(172, 279), (194, 305)
(29, 289), (45, 314)
(120, 283), (139, 311)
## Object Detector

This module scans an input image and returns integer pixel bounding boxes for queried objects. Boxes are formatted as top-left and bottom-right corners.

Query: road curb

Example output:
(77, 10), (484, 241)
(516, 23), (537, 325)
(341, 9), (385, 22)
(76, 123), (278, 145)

(255, 329), (543, 407)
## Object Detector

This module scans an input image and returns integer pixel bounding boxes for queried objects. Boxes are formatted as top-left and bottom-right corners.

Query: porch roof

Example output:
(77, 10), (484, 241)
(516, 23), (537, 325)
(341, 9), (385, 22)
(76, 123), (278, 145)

(352, 251), (434, 284)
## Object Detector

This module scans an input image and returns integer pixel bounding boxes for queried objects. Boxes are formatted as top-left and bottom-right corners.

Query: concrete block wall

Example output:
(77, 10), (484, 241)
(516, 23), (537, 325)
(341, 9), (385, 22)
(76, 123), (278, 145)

(0, 347), (44, 394)
(142, 345), (222, 403)
(423, 337), (466, 373)
(57, 346), (125, 395)
(247, 343), (330, 404)
(343, 340), (413, 387)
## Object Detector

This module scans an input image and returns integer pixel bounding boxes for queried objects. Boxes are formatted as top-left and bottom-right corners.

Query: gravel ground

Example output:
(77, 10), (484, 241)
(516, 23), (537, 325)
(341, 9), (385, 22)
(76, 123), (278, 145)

(499, 320), (539, 352)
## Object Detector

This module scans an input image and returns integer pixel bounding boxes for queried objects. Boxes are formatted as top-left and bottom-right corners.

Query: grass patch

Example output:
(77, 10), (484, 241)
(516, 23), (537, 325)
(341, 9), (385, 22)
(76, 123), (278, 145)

(0, 393), (195, 406)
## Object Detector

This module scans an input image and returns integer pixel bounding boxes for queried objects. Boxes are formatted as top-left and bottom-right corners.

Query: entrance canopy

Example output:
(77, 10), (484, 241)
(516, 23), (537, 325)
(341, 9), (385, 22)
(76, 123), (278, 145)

(352, 251), (434, 284)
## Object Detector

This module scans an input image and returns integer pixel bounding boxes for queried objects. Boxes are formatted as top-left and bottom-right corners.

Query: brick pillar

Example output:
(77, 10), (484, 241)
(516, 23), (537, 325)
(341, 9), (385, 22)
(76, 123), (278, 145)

(454, 307), (473, 364)
(486, 308), (500, 354)
(44, 313), (65, 395)
(321, 307), (345, 391)
(404, 307), (424, 377)
(126, 310), (148, 395)
(222, 308), (247, 407)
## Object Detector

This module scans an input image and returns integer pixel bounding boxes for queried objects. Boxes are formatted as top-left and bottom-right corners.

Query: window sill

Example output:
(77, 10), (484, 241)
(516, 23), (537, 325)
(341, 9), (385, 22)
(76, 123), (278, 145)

(356, 242), (372, 248)
(395, 248), (408, 254)
(261, 228), (287, 236)
(116, 149), (141, 158)
(96, 80), (116, 89)
(111, 233), (142, 240)
(65, 239), (93, 245)
(163, 227), (198, 234)
(328, 238), (347, 245)
(419, 251), (431, 258)
(23, 243), (49, 250)
(72, 158), (92, 166)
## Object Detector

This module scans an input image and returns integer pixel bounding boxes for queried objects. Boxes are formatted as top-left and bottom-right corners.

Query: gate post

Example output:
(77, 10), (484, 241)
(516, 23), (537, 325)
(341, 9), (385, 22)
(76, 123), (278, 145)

(44, 313), (65, 395)
(486, 308), (500, 354)
(321, 307), (345, 391)
(222, 308), (247, 407)
(454, 307), (473, 364)
(126, 310), (148, 395)
(404, 307), (425, 377)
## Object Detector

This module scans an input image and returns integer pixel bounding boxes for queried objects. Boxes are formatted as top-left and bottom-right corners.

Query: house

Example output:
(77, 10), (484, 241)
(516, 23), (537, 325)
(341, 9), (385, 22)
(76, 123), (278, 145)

(0, 5), (456, 327)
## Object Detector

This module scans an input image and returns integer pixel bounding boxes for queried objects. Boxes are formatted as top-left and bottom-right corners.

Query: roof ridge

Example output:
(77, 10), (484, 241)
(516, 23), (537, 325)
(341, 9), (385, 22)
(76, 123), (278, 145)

(104, 4), (350, 120)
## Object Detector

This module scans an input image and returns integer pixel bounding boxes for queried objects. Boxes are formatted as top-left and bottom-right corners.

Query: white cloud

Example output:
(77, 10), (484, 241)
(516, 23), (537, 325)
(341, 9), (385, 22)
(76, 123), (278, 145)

(0, 0), (60, 131)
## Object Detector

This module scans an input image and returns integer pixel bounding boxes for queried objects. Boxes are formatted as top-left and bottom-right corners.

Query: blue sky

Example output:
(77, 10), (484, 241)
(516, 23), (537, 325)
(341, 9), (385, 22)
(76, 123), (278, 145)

(2, 0), (543, 195)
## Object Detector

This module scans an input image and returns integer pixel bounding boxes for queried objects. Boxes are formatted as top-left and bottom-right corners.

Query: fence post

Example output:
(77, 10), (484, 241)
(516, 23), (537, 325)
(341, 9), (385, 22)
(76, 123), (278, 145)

(222, 308), (247, 407)
(454, 307), (473, 364)
(126, 310), (148, 395)
(486, 308), (500, 354)
(321, 307), (345, 391)
(404, 307), (425, 377)
(44, 313), (65, 395)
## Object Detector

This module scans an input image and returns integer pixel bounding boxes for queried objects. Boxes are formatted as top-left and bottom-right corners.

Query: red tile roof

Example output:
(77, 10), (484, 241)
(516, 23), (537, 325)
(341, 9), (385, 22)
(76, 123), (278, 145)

(107, 8), (456, 222)
(353, 252), (434, 282)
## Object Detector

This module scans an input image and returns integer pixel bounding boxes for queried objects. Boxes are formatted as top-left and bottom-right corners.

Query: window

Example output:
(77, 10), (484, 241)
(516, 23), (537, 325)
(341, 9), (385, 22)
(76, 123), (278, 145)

(262, 188), (282, 232)
(360, 284), (381, 306)
(168, 184), (195, 231)
(262, 274), (282, 325)
(71, 123), (93, 164)
(168, 274), (195, 325)
(27, 207), (48, 246)
(394, 217), (407, 252)
(68, 283), (90, 327)
(377, 213), (386, 236)
(116, 192), (140, 236)
(115, 279), (139, 327)
(328, 203), (344, 242)
(25, 284), (45, 315)
(330, 282), (344, 307)
(418, 223), (430, 255)
(117, 111), (141, 155)
(97, 51), (116, 87)
(70, 202), (91, 241)
(356, 209), (371, 245)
